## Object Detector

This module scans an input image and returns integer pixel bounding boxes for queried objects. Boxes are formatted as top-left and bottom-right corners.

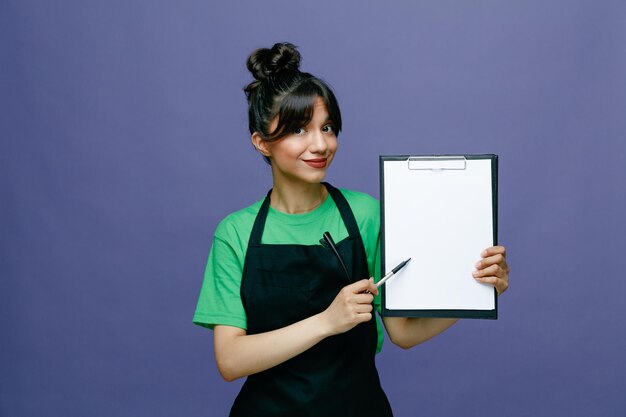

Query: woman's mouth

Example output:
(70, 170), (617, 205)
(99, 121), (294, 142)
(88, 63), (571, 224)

(303, 158), (328, 169)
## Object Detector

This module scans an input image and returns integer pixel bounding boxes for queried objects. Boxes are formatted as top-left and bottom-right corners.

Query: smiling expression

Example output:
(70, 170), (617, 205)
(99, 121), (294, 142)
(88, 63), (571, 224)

(253, 97), (338, 187)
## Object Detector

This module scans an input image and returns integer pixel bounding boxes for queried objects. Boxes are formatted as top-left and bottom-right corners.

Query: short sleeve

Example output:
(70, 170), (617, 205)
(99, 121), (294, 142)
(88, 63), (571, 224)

(193, 234), (247, 330)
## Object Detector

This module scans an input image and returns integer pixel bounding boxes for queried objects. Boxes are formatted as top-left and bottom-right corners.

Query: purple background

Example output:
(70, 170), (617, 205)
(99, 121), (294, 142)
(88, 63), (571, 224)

(2, 1), (625, 416)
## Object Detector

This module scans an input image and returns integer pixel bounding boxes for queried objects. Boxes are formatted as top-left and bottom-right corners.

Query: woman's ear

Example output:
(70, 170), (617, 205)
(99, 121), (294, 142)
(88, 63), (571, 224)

(252, 133), (272, 157)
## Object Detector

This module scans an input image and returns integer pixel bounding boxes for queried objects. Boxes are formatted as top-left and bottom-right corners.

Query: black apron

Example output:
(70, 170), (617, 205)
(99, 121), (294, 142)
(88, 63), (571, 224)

(230, 183), (393, 417)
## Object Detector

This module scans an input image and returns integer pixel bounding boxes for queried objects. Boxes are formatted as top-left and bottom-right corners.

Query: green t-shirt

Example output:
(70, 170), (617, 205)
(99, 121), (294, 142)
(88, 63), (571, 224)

(193, 188), (384, 352)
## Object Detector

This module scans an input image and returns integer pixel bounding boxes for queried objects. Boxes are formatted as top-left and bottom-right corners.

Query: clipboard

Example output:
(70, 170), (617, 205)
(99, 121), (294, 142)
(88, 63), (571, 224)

(380, 155), (498, 319)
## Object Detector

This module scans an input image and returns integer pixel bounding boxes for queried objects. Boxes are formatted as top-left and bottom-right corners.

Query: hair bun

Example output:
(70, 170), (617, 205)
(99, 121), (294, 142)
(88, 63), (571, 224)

(247, 42), (301, 81)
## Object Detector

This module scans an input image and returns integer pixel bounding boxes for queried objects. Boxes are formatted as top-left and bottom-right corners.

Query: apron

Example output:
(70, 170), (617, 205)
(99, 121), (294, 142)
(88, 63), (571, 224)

(230, 183), (393, 417)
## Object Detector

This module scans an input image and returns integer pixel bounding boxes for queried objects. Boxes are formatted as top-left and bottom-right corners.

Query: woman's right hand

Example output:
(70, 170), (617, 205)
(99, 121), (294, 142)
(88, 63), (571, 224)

(320, 278), (378, 336)
(214, 278), (379, 381)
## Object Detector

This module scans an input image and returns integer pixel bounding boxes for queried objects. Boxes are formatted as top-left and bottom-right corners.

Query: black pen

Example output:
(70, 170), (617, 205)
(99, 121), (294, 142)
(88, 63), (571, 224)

(321, 231), (350, 281)
(376, 258), (411, 288)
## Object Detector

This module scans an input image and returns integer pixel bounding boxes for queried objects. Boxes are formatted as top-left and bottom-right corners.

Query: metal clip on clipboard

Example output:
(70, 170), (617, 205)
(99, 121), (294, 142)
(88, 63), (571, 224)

(407, 156), (467, 171)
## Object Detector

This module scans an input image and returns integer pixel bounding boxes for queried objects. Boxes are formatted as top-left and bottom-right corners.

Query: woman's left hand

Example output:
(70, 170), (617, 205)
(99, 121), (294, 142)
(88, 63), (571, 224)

(472, 246), (509, 295)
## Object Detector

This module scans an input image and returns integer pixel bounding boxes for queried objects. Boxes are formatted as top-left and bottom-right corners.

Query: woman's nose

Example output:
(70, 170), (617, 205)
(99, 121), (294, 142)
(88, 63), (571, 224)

(308, 130), (328, 153)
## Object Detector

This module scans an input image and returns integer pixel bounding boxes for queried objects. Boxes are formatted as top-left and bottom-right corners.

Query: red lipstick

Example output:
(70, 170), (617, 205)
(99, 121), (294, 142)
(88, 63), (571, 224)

(303, 158), (328, 169)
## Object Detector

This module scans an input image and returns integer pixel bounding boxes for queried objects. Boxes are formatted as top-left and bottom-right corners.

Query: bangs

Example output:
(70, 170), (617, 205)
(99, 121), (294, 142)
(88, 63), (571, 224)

(267, 78), (342, 141)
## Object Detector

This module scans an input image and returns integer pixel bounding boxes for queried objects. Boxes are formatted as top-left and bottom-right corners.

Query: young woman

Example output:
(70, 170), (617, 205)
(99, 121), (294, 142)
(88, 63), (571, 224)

(193, 42), (510, 417)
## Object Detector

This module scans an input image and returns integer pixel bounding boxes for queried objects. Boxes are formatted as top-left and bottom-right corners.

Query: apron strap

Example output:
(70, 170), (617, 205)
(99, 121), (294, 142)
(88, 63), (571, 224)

(248, 189), (272, 247)
(248, 183), (362, 247)
(323, 182), (362, 239)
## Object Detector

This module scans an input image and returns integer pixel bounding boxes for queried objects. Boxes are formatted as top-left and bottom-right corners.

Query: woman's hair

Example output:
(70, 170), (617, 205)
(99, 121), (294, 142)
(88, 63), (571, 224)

(244, 42), (342, 161)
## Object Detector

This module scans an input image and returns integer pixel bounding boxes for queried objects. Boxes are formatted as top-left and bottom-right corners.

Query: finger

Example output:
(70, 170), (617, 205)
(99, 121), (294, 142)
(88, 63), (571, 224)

(472, 264), (502, 278)
(354, 303), (373, 314)
(475, 253), (505, 270)
(481, 245), (506, 258)
(347, 279), (374, 293)
(349, 278), (378, 296)
(368, 278), (379, 295)
(356, 312), (373, 323)
(354, 293), (374, 305)
(475, 276), (509, 294)
(474, 275), (509, 295)
(360, 278), (378, 295)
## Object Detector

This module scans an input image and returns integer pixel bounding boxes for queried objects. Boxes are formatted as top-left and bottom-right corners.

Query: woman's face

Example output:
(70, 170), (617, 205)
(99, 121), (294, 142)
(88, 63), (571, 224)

(259, 97), (338, 186)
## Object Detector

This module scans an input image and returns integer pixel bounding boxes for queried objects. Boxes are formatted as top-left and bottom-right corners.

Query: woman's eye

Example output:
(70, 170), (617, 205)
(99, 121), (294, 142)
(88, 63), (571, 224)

(294, 127), (306, 135)
(322, 124), (335, 133)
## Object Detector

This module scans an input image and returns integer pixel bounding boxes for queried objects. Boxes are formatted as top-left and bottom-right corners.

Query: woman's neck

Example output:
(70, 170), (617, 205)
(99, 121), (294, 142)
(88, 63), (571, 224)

(270, 181), (328, 214)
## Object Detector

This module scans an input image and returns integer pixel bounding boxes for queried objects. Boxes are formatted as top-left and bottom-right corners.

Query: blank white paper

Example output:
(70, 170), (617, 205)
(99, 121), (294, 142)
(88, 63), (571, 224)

(383, 158), (495, 311)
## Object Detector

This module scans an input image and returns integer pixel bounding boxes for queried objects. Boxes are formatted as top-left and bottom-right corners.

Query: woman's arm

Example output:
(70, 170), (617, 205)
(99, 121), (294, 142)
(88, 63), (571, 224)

(382, 317), (459, 349)
(382, 246), (509, 349)
(214, 278), (378, 381)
